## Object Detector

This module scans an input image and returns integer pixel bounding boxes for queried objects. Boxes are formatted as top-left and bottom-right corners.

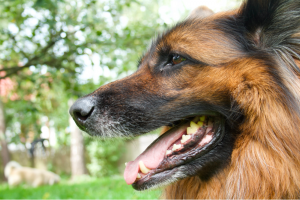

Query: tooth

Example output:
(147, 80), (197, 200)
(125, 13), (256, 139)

(187, 126), (198, 135)
(137, 173), (141, 179)
(182, 135), (191, 140)
(139, 161), (150, 174)
(186, 121), (200, 135)
(200, 116), (205, 121)
(187, 127), (195, 135)
(166, 150), (172, 155)
(125, 162), (128, 166)
(172, 144), (182, 151)
(197, 121), (203, 127)
(181, 135), (191, 143)
(190, 121), (200, 129)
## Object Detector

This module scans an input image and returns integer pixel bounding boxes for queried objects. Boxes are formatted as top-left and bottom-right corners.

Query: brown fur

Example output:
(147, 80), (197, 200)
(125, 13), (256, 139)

(70, 0), (300, 198)
(161, 10), (300, 200)
(160, 59), (300, 199)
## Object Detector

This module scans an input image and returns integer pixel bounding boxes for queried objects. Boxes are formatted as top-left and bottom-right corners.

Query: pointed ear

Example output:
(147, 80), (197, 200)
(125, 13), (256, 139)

(188, 6), (214, 19)
(239, 0), (300, 48)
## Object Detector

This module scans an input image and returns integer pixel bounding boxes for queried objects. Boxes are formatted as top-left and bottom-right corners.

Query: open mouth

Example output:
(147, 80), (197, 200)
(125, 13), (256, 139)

(124, 114), (225, 190)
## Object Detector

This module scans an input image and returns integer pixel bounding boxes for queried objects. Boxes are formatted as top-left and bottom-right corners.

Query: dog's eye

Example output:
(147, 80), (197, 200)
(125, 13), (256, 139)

(170, 54), (186, 65)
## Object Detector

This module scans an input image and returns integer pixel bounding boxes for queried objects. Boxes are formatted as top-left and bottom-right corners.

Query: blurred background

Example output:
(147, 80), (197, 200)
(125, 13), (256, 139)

(0, 0), (240, 199)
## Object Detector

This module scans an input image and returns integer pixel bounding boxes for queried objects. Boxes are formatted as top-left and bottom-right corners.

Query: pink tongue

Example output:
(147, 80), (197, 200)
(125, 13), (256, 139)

(124, 123), (189, 185)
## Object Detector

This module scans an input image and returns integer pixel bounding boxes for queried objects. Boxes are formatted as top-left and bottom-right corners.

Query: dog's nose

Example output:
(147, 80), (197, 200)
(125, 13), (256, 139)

(69, 97), (95, 125)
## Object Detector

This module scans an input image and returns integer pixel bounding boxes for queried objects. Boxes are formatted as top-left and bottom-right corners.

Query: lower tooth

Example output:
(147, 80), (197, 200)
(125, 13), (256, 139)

(137, 173), (141, 179)
(187, 127), (197, 135)
(181, 135), (191, 143)
(172, 144), (182, 151)
(166, 150), (172, 155)
(139, 161), (150, 174)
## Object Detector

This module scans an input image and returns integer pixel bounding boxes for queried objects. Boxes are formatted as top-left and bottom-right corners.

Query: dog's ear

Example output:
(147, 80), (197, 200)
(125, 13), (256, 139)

(188, 6), (214, 19)
(240, 0), (300, 48)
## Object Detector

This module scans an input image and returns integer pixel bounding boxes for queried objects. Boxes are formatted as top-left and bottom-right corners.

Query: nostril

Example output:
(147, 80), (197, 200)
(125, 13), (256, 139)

(69, 97), (95, 123)
(74, 106), (94, 121)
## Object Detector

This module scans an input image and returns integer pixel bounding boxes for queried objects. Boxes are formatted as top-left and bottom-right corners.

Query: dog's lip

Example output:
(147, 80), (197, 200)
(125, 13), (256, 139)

(131, 114), (225, 190)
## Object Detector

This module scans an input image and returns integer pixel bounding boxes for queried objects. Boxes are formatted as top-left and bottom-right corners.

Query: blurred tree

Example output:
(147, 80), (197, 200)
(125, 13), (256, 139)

(87, 139), (126, 177)
(68, 99), (88, 178)
(0, 0), (169, 176)
(0, 99), (10, 172)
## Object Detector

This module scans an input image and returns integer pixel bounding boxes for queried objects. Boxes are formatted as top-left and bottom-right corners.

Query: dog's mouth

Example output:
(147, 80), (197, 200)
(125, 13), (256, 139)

(124, 113), (225, 190)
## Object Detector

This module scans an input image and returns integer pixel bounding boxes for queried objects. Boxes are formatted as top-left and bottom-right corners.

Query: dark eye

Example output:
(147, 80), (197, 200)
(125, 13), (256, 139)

(170, 54), (186, 65)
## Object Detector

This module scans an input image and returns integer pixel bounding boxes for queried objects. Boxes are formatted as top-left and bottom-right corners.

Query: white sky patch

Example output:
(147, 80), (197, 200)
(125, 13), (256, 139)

(181, 0), (240, 13)
(119, 16), (129, 28)
(77, 53), (115, 83)
(8, 23), (19, 35)
(74, 30), (85, 44)
(8, 143), (26, 151)
(24, 17), (39, 28)
(159, 0), (240, 24)
(53, 40), (69, 57)
(40, 65), (48, 74)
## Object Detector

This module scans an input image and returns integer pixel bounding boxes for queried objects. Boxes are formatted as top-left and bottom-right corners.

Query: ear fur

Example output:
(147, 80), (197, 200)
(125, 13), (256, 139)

(240, 0), (300, 49)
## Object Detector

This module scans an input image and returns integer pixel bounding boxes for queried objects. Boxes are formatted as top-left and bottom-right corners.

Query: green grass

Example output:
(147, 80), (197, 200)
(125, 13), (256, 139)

(0, 176), (161, 199)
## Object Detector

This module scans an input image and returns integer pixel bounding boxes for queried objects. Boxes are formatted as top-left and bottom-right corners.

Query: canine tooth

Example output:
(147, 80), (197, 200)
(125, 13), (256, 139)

(125, 162), (128, 166)
(139, 161), (150, 174)
(197, 121), (204, 127)
(166, 150), (172, 155)
(137, 173), (141, 179)
(181, 135), (191, 143)
(200, 116), (205, 121)
(172, 144), (182, 151)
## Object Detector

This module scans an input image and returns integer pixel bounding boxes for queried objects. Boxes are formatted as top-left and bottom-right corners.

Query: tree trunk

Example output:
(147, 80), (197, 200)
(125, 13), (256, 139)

(0, 99), (10, 172)
(68, 100), (88, 178)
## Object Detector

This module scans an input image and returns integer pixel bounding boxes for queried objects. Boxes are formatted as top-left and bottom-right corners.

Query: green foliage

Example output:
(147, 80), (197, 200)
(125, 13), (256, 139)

(0, 0), (169, 144)
(86, 139), (126, 177)
(0, 176), (161, 199)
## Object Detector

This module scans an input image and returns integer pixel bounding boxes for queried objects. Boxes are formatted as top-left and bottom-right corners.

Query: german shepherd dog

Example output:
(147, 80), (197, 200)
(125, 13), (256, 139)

(70, 0), (300, 198)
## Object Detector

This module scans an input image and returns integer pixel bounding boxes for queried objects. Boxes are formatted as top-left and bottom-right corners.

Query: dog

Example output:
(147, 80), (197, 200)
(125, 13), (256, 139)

(4, 161), (60, 187)
(70, 0), (300, 198)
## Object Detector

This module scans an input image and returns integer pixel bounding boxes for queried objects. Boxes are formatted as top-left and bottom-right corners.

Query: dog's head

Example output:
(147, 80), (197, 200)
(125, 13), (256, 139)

(70, 0), (300, 192)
